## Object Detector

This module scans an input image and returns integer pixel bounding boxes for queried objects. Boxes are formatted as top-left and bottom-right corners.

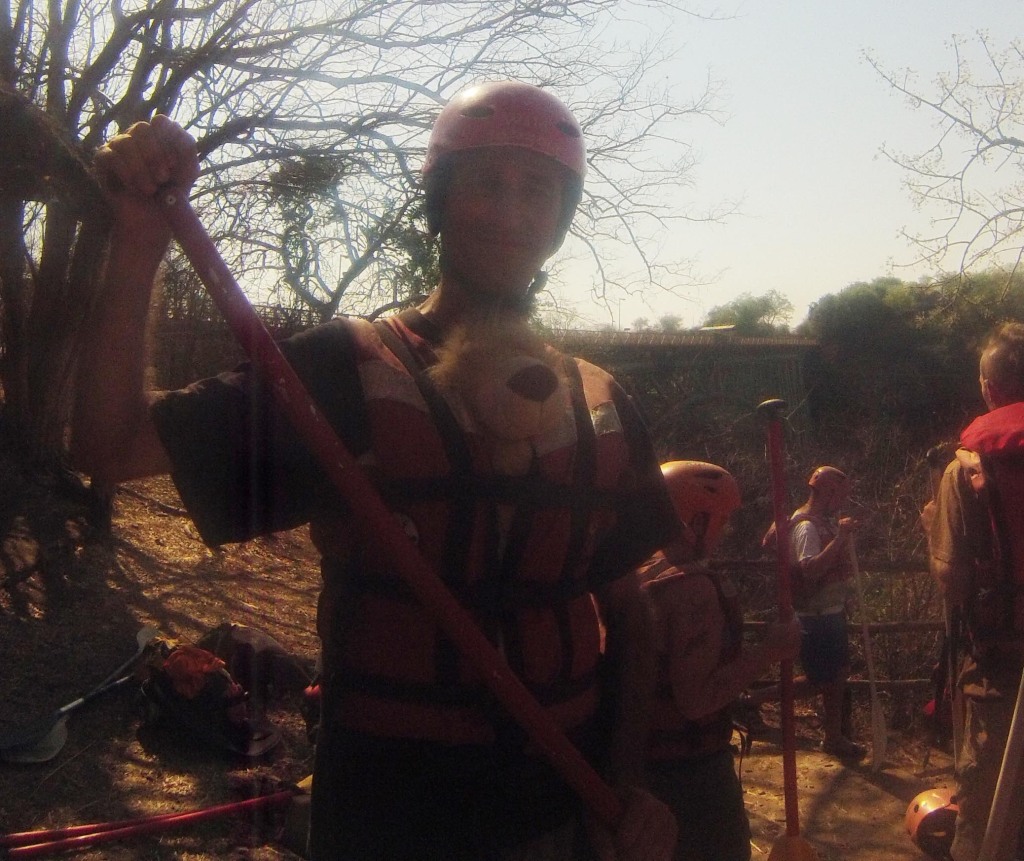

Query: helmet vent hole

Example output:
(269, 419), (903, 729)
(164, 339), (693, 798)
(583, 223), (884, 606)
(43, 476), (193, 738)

(556, 121), (581, 138)
(461, 105), (494, 119)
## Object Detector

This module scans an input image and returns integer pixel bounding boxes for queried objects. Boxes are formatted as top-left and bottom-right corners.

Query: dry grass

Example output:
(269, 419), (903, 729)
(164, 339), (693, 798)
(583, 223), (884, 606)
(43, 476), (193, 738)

(0, 473), (949, 859)
(0, 476), (319, 860)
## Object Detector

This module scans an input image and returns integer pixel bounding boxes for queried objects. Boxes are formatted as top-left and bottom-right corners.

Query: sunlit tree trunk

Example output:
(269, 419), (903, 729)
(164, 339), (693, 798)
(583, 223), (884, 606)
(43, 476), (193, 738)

(1, 86), (109, 465)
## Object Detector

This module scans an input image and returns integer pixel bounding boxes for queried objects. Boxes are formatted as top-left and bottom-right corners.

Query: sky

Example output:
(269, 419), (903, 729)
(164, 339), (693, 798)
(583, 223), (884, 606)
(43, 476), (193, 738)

(562, 0), (1024, 330)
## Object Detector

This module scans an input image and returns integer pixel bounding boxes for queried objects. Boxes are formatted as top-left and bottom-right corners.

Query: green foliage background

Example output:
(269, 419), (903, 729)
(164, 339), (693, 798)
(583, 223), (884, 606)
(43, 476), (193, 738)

(638, 271), (1024, 731)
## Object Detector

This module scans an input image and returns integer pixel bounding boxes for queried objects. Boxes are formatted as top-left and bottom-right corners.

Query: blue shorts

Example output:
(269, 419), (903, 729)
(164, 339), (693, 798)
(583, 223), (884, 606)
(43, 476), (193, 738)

(798, 612), (850, 685)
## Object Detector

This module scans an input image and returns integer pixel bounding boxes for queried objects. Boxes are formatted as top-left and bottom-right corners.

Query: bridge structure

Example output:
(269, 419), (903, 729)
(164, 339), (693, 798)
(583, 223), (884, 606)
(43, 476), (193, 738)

(153, 311), (820, 455)
(552, 328), (820, 452)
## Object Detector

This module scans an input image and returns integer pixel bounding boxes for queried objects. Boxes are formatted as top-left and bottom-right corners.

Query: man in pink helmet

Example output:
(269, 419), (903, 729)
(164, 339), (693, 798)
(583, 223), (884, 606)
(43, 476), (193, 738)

(75, 82), (680, 859)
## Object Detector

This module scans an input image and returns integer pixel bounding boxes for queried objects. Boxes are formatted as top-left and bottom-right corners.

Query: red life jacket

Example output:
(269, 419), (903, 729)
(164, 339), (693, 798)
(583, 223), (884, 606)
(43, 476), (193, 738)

(958, 401), (1024, 646)
(639, 554), (744, 760)
(314, 312), (631, 746)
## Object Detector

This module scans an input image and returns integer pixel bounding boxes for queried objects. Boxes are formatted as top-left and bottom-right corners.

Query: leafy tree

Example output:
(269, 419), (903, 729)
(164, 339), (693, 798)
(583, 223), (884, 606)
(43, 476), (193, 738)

(702, 290), (793, 335)
(930, 269), (1024, 347)
(868, 34), (1024, 278)
(658, 314), (683, 332)
(1, 0), (723, 465)
(799, 277), (953, 433)
(799, 270), (1024, 450)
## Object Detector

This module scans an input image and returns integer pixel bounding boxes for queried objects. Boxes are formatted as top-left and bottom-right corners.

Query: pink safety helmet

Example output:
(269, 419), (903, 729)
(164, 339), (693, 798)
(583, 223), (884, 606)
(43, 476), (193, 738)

(422, 81), (586, 237)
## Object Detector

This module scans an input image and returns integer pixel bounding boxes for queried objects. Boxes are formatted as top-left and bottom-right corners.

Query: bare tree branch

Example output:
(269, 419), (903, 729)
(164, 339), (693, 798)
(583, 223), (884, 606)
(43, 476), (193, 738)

(2, 0), (731, 460)
(868, 33), (1024, 282)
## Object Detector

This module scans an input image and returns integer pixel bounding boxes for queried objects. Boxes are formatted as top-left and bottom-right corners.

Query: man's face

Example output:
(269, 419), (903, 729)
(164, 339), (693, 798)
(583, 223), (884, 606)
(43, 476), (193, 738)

(439, 147), (568, 306)
(824, 482), (849, 515)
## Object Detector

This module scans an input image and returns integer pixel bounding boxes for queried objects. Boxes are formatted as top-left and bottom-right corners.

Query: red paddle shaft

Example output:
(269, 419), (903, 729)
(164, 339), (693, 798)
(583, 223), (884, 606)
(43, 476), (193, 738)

(156, 187), (624, 827)
(759, 398), (801, 837)
(1, 791), (294, 858)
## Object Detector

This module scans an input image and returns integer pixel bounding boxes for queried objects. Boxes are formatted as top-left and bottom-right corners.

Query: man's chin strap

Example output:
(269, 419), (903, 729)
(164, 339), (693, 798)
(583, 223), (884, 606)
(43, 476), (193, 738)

(439, 266), (546, 317)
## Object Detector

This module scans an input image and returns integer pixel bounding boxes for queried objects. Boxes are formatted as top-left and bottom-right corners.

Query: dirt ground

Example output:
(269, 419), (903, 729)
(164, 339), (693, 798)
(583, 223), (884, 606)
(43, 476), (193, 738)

(741, 709), (954, 860)
(0, 475), (951, 860)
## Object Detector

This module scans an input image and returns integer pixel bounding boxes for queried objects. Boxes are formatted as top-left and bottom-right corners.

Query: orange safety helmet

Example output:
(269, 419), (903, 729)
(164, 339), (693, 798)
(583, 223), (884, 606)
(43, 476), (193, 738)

(661, 461), (741, 559)
(422, 81), (586, 237)
(905, 787), (957, 861)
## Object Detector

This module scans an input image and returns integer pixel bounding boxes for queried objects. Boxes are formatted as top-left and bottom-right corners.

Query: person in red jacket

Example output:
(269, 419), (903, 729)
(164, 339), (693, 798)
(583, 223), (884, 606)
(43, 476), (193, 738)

(927, 322), (1024, 861)
(637, 461), (800, 861)
(74, 82), (680, 860)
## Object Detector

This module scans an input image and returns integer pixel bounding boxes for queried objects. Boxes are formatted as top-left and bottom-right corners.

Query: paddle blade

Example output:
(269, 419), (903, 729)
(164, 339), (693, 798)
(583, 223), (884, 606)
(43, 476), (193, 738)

(768, 833), (821, 861)
(0, 717), (68, 763)
(0, 711), (61, 754)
